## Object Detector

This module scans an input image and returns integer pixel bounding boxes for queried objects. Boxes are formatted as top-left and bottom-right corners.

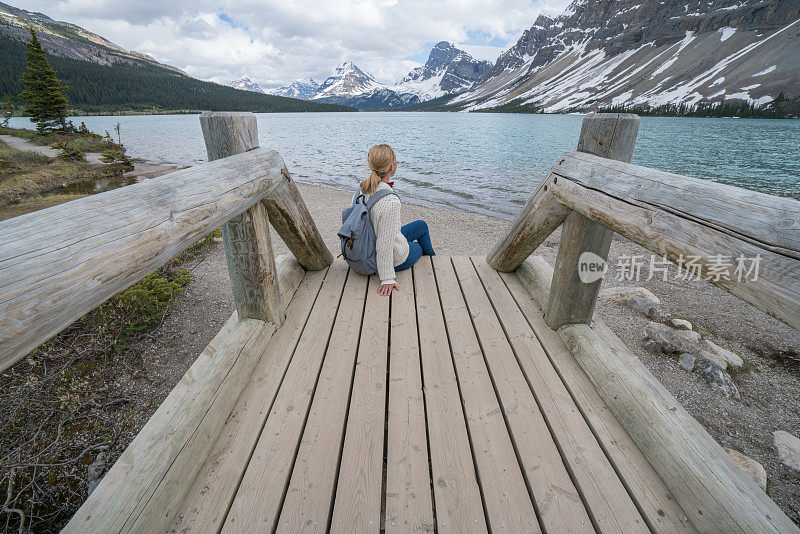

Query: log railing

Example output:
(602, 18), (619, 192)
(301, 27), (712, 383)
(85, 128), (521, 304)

(0, 111), (332, 373)
(488, 113), (800, 534)
(489, 113), (800, 331)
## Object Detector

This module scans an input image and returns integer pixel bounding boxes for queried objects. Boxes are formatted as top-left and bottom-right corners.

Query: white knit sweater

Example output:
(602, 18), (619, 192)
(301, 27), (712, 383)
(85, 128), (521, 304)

(356, 182), (409, 285)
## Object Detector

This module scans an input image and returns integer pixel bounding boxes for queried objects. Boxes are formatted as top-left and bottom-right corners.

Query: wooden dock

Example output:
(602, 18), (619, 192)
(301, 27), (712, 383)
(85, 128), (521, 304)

(3, 112), (798, 533)
(162, 256), (686, 533)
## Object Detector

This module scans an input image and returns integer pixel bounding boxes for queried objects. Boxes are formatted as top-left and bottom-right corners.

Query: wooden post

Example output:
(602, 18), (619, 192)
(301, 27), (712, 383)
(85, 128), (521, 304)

(262, 170), (333, 271)
(200, 111), (284, 326)
(486, 176), (570, 272)
(544, 113), (639, 329)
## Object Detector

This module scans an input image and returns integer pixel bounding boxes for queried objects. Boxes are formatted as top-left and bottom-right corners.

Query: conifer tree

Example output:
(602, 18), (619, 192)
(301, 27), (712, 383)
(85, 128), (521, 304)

(19, 28), (70, 132)
(2, 93), (14, 126)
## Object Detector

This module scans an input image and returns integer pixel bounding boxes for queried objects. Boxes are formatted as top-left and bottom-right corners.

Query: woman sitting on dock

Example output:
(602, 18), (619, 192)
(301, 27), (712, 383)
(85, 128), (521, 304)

(360, 143), (435, 296)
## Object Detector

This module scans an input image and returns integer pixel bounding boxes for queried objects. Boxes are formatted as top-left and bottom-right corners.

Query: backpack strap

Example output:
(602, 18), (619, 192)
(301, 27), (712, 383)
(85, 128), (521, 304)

(365, 188), (398, 210)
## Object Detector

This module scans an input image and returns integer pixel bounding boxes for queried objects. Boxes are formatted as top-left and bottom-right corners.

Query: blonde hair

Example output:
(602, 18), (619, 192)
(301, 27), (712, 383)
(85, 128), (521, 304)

(361, 144), (396, 195)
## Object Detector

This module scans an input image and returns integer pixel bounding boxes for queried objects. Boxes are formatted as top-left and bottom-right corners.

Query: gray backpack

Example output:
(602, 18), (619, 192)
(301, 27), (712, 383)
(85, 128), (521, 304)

(338, 189), (398, 275)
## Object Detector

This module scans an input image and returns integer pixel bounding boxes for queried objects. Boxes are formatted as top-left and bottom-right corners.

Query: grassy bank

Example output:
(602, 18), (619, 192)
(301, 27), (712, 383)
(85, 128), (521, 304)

(0, 127), (135, 219)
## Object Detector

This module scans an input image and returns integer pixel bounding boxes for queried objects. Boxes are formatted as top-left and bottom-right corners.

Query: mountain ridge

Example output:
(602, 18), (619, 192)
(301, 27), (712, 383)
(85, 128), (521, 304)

(449, 0), (800, 112)
(261, 42), (492, 109)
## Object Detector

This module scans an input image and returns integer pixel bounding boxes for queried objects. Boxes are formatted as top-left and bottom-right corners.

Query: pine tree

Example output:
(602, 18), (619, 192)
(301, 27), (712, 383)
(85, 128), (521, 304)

(2, 93), (14, 126)
(19, 28), (70, 132)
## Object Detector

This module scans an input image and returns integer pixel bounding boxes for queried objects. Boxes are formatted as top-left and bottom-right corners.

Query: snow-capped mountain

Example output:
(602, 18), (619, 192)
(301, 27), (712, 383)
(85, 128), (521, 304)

(267, 79), (320, 99)
(268, 43), (496, 109)
(227, 76), (265, 94)
(313, 62), (384, 99)
(394, 41), (493, 101)
(451, 0), (800, 112)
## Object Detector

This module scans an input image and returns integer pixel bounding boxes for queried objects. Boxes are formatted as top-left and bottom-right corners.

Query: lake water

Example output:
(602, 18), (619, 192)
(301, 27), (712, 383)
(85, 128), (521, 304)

(9, 113), (799, 219)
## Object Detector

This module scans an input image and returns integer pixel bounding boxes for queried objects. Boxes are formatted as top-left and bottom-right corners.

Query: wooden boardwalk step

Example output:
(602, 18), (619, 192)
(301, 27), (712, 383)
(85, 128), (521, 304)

(165, 259), (693, 533)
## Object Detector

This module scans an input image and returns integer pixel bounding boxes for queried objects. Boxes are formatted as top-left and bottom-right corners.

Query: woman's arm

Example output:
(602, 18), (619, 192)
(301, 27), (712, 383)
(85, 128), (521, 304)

(374, 197), (401, 288)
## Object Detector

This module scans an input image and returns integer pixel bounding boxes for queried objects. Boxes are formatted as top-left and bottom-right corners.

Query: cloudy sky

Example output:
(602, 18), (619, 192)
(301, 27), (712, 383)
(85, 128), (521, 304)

(20, 0), (571, 88)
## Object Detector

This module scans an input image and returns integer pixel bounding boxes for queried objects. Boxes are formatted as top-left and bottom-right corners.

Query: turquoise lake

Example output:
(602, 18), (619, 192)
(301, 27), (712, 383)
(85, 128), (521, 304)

(9, 113), (798, 219)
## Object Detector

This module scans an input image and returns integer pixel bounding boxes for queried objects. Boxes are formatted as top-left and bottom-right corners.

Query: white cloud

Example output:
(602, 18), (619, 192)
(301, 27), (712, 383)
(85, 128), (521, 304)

(20, 0), (570, 86)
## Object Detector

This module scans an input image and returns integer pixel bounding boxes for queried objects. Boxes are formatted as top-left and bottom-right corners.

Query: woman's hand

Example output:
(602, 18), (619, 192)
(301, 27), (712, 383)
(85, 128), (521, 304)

(378, 283), (399, 296)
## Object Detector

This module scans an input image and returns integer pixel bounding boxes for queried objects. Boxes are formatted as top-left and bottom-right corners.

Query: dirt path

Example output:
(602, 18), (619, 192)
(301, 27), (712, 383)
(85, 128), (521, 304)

(0, 134), (104, 164)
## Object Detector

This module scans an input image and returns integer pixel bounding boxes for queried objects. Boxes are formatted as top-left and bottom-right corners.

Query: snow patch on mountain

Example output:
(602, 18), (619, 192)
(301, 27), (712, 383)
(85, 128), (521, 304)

(451, 0), (800, 112)
(227, 76), (264, 93)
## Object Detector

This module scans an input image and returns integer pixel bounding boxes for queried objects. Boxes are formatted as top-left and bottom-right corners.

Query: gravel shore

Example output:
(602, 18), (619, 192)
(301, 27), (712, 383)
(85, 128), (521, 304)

(119, 180), (800, 525)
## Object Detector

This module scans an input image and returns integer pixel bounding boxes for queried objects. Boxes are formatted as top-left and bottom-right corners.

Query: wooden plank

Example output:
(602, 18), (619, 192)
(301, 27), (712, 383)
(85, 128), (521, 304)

(469, 257), (648, 533)
(222, 261), (349, 532)
(413, 257), (488, 533)
(385, 268), (433, 532)
(64, 319), (271, 533)
(276, 272), (369, 532)
(430, 256), (542, 532)
(124, 321), (277, 532)
(548, 151), (800, 330)
(501, 260), (694, 533)
(330, 276), (390, 533)
(0, 146), (289, 372)
(169, 267), (327, 532)
(515, 256), (798, 534)
(65, 255), (304, 533)
(545, 113), (638, 329)
(262, 176), (334, 271)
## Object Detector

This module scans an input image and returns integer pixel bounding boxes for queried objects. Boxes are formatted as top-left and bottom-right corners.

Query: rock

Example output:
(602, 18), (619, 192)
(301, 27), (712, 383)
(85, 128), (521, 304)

(678, 353), (695, 372)
(87, 451), (108, 496)
(599, 286), (660, 314)
(670, 318), (693, 331)
(724, 448), (767, 492)
(644, 321), (702, 354)
(698, 360), (739, 399)
(773, 431), (800, 472)
(699, 349), (728, 370)
(704, 340), (744, 369)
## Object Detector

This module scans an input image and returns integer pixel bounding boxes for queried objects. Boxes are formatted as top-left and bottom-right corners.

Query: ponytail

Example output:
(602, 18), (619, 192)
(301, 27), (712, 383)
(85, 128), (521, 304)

(362, 144), (395, 195)
(360, 170), (382, 196)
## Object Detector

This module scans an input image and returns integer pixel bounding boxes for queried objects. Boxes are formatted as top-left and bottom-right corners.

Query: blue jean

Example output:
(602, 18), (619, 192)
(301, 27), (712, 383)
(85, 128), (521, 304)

(395, 220), (435, 272)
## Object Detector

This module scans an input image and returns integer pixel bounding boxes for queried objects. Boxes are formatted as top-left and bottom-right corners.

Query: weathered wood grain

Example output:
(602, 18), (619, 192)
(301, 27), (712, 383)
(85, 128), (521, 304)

(485, 175), (569, 272)
(262, 175), (334, 271)
(544, 211), (612, 329)
(276, 270), (368, 532)
(545, 113), (638, 329)
(62, 255), (304, 534)
(548, 152), (800, 330)
(330, 276), (390, 533)
(413, 257), (488, 533)
(433, 256), (544, 532)
(468, 257), (647, 533)
(201, 111), (284, 326)
(169, 266), (327, 532)
(504, 259), (694, 533)
(385, 267), (433, 532)
(0, 146), (289, 373)
(223, 261), (348, 532)
(514, 255), (798, 534)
